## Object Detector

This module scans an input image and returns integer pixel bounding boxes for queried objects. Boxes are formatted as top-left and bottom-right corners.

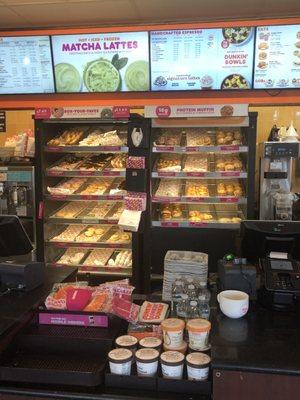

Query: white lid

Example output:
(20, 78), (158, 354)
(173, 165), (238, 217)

(115, 335), (138, 347)
(108, 348), (133, 362)
(186, 352), (211, 366)
(160, 351), (185, 364)
(139, 337), (162, 348)
(135, 348), (159, 361)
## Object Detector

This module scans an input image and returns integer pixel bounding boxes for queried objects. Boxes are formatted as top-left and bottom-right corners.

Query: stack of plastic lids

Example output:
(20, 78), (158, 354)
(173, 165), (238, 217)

(162, 250), (208, 301)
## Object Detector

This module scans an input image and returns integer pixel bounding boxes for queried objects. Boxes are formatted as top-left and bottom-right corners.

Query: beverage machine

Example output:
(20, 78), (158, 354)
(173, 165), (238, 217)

(259, 142), (300, 220)
(0, 165), (35, 242)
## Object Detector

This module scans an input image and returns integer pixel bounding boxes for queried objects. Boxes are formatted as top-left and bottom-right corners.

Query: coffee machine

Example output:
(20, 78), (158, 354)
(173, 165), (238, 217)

(0, 166), (35, 242)
(259, 142), (300, 220)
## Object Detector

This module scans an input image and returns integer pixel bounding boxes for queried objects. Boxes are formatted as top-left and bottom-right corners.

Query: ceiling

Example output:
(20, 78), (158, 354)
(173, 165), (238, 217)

(0, 0), (299, 30)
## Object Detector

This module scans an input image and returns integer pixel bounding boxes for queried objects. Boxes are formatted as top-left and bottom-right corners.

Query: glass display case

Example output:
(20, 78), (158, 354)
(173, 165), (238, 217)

(143, 110), (257, 291)
(35, 117), (137, 281)
(150, 114), (257, 228)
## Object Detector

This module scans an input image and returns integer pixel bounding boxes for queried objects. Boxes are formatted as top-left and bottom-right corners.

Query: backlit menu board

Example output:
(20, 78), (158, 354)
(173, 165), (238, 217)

(254, 25), (300, 89)
(52, 32), (149, 92)
(150, 27), (255, 91)
(0, 36), (54, 94)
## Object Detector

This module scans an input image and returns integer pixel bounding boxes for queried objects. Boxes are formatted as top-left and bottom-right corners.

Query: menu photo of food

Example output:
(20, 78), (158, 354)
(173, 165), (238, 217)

(52, 32), (150, 93)
(218, 27), (254, 90)
(254, 24), (300, 89)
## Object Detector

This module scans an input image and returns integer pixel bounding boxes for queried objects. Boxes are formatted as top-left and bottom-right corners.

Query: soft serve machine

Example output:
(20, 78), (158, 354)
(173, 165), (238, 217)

(259, 122), (300, 221)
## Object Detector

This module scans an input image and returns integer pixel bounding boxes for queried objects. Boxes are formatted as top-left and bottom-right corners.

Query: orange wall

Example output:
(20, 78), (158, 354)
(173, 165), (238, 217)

(0, 110), (33, 146)
(0, 17), (300, 109)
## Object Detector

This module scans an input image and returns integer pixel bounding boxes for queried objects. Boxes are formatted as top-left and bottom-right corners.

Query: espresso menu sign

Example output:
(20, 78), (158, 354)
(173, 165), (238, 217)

(150, 27), (255, 91)
(52, 32), (149, 92)
(0, 36), (55, 94)
(254, 25), (300, 89)
(0, 111), (5, 132)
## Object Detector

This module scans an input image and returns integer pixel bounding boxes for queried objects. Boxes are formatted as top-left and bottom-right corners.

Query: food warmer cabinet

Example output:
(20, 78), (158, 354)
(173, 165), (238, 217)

(35, 114), (146, 288)
(145, 111), (257, 289)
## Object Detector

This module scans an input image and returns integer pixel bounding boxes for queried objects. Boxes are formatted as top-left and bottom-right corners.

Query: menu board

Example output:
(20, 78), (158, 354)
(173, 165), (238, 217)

(150, 27), (255, 91)
(254, 25), (300, 89)
(52, 32), (149, 92)
(0, 36), (54, 94)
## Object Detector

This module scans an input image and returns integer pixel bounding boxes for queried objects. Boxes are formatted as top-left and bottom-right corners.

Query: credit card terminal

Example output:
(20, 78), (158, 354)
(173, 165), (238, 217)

(263, 258), (300, 294)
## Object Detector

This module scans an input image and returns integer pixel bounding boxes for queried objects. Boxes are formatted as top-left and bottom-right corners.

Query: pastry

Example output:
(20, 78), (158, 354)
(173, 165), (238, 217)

(155, 179), (181, 197)
(161, 205), (172, 220)
(109, 180), (126, 195)
(216, 130), (242, 145)
(108, 250), (132, 267)
(83, 249), (114, 266)
(154, 130), (182, 146)
(157, 154), (182, 172)
(79, 129), (126, 147)
(79, 155), (111, 171)
(106, 154), (127, 170)
(51, 225), (84, 242)
(49, 155), (84, 171)
(53, 202), (85, 218)
(188, 210), (213, 222)
(47, 178), (86, 195)
(47, 128), (85, 146)
(185, 181), (209, 197)
(83, 204), (112, 219)
(57, 248), (87, 265)
(79, 178), (111, 195)
(185, 129), (213, 147)
(183, 154), (208, 172)
(217, 181), (243, 197)
(215, 155), (243, 172)
(160, 204), (183, 220)
(108, 203), (125, 219)
(172, 205), (183, 218)
(106, 230), (131, 243)
(75, 226), (108, 243)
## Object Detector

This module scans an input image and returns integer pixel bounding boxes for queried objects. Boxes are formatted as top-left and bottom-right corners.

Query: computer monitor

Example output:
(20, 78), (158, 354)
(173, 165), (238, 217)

(241, 220), (300, 263)
(0, 215), (33, 257)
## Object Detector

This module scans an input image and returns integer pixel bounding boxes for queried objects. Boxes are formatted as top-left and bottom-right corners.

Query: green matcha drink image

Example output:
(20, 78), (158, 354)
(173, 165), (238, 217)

(55, 63), (82, 92)
(125, 60), (149, 91)
(83, 56), (128, 92)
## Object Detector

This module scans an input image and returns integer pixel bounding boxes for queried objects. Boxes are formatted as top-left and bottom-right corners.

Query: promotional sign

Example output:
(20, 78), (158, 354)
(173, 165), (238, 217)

(144, 104), (249, 118)
(52, 32), (149, 92)
(150, 27), (255, 91)
(0, 111), (5, 132)
(0, 36), (54, 94)
(35, 106), (130, 120)
(254, 25), (300, 89)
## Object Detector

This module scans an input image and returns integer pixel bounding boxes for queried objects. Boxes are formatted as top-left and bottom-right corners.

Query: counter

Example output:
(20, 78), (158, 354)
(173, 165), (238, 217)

(0, 266), (77, 342)
(210, 300), (300, 399)
(0, 286), (299, 400)
(211, 302), (300, 375)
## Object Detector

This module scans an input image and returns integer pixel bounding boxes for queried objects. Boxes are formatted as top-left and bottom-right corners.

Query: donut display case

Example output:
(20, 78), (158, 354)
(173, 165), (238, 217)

(150, 114), (257, 229)
(35, 112), (146, 284)
(142, 108), (257, 288)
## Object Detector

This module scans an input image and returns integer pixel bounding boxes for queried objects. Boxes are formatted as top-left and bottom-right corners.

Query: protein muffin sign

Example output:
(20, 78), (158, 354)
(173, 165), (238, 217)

(52, 32), (149, 92)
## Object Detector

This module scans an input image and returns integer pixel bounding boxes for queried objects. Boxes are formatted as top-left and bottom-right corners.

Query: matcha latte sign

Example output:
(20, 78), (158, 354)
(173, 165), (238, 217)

(52, 32), (150, 92)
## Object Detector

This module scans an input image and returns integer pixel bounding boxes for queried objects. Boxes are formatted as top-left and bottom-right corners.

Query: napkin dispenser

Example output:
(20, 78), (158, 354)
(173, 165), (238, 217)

(0, 261), (45, 291)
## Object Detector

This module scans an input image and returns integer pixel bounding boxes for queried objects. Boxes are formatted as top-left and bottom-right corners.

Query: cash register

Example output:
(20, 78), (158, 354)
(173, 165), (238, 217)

(241, 220), (300, 310)
(0, 215), (45, 292)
